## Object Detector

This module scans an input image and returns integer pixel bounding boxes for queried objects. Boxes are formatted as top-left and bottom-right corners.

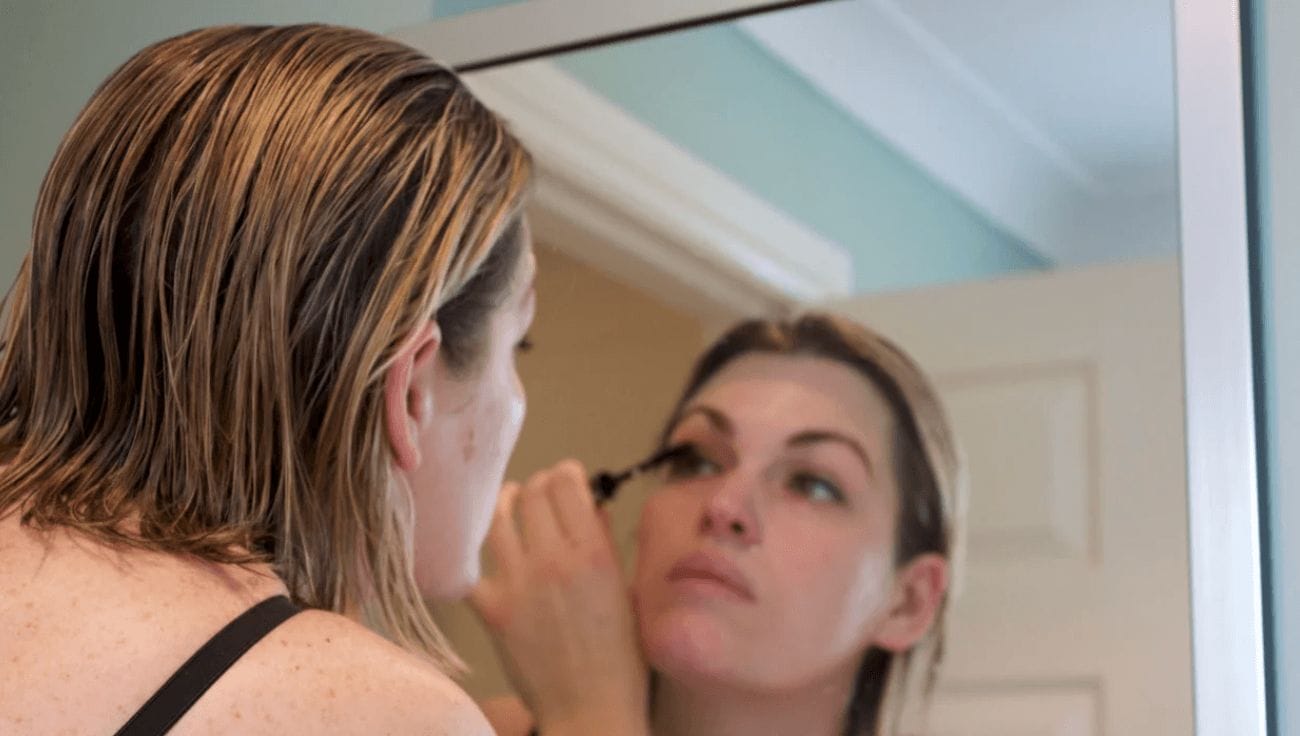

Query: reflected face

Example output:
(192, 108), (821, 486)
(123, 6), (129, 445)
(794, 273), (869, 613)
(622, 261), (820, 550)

(411, 234), (537, 600)
(633, 354), (902, 692)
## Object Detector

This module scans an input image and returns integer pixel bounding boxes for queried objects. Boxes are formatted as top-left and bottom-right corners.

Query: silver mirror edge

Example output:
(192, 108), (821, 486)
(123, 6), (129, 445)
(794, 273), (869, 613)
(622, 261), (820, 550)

(391, 0), (812, 70)
(1174, 0), (1268, 733)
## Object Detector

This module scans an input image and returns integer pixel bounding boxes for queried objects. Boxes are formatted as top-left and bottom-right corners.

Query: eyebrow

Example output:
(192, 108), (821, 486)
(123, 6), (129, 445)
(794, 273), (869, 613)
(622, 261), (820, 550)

(788, 430), (874, 479)
(673, 404), (875, 478)
(673, 405), (733, 437)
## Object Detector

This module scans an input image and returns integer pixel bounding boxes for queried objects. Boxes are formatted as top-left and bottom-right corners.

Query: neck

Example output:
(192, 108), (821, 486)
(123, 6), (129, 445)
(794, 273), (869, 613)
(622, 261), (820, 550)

(651, 666), (857, 736)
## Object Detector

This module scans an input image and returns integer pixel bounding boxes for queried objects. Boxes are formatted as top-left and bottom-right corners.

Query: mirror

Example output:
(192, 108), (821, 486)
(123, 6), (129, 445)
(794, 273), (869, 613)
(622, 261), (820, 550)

(427, 1), (1202, 733)
(0, 0), (1260, 730)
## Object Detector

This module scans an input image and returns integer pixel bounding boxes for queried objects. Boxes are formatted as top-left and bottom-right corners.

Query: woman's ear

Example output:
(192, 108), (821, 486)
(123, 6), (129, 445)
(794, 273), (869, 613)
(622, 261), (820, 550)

(383, 321), (442, 472)
(870, 553), (949, 653)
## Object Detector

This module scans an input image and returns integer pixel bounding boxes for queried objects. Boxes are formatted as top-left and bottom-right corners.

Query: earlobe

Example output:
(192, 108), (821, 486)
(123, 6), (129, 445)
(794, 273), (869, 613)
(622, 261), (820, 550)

(871, 553), (950, 653)
(383, 321), (442, 472)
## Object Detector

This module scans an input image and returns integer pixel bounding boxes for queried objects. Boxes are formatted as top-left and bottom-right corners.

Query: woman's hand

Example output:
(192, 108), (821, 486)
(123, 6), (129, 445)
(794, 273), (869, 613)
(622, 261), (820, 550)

(469, 460), (649, 736)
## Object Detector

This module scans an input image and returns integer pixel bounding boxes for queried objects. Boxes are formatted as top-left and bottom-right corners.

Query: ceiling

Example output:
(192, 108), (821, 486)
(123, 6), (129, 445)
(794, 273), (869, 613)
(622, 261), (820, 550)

(739, 0), (1179, 266)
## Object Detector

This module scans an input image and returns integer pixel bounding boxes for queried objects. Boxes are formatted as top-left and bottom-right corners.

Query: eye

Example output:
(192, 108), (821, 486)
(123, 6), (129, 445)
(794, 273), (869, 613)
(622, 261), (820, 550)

(662, 444), (723, 480)
(515, 334), (534, 353)
(788, 471), (845, 504)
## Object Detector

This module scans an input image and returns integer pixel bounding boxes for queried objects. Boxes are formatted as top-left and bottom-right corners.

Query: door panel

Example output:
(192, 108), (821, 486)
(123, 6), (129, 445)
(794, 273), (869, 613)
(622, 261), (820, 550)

(829, 258), (1192, 734)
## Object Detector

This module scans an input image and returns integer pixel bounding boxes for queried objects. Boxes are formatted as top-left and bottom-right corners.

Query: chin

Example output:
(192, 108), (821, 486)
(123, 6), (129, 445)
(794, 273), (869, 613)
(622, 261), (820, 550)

(640, 607), (739, 685)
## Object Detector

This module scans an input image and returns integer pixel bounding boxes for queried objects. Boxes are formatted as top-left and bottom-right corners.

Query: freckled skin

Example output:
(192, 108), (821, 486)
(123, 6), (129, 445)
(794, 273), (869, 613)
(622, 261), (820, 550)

(0, 514), (493, 735)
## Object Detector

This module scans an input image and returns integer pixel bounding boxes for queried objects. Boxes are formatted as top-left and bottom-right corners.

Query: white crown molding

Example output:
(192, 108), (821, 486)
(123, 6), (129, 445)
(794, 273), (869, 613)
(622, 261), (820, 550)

(455, 59), (854, 320)
(738, 0), (1178, 267)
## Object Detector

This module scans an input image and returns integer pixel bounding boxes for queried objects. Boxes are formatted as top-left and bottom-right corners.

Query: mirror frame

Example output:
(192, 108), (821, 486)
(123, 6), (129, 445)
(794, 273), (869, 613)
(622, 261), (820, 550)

(1173, 1), (1268, 733)
(390, 1), (825, 71)
(396, 1), (1268, 731)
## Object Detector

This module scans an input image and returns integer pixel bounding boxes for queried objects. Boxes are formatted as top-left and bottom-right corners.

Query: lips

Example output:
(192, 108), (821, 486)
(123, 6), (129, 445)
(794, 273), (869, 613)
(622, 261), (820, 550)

(667, 551), (756, 602)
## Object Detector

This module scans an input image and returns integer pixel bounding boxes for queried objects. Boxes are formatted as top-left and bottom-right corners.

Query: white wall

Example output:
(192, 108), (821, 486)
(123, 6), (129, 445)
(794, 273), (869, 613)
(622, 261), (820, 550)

(1255, 0), (1298, 730)
(0, 0), (434, 289)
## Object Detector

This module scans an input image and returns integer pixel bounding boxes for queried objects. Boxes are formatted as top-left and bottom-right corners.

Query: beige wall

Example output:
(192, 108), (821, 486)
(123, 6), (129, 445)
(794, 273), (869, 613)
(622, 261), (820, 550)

(432, 242), (706, 699)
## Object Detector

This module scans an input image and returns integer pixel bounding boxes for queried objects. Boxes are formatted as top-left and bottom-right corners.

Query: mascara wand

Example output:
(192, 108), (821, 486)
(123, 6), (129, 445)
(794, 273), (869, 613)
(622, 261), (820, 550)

(589, 444), (691, 506)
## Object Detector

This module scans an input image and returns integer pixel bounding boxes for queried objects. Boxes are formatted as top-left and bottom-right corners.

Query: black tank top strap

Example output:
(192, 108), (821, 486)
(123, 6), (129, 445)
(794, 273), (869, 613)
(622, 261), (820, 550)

(113, 594), (300, 736)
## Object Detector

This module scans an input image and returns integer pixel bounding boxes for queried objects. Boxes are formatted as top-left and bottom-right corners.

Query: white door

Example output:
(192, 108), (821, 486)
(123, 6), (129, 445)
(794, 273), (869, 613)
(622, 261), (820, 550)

(828, 258), (1192, 735)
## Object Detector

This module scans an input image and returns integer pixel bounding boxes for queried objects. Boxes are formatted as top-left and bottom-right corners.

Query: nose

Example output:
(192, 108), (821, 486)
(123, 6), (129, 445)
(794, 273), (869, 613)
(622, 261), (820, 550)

(698, 471), (762, 546)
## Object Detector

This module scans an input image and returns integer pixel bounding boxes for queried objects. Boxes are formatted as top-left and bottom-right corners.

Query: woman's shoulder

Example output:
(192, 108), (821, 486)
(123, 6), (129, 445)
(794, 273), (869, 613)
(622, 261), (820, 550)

(198, 608), (494, 735)
(0, 515), (492, 735)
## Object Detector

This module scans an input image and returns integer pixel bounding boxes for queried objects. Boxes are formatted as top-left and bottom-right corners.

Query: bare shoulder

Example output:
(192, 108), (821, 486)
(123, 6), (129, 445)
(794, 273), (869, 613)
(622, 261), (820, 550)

(189, 608), (493, 735)
(480, 694), (536, 736)
(0, 515), (488, 735)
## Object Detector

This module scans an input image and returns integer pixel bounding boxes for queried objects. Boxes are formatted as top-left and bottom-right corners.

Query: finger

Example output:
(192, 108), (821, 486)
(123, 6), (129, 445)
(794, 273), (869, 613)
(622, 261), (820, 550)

(483, 482), (524, 572)
(466, 577), (506, 631)
(596, 506), (621, 553)
(597, 506), (613, 529)
(543, 459), (602, 547)
(518, 468), (565, 554)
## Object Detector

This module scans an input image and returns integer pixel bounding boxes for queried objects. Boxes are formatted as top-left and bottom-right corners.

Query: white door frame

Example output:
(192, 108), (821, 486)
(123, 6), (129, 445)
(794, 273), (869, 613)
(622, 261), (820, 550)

(396, 1), (1269, 732)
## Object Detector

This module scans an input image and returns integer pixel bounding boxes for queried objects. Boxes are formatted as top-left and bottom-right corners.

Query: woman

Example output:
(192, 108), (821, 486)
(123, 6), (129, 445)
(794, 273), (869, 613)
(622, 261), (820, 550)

(477, 313), (964, 736)
(0, 25), (642, 736)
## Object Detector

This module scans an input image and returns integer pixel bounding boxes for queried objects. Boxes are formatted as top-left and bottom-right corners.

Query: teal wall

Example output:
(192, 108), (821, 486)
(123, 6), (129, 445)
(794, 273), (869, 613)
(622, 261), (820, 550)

(0, 0), (434, 289)
(433, 0), (526, 18)
(2, 1), (1044, 298)
(553, 24), (1047, 293)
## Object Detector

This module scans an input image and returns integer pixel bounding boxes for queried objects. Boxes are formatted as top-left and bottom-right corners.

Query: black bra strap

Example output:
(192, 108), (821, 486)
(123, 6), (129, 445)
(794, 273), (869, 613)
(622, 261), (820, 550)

(113, 595), (300, 736)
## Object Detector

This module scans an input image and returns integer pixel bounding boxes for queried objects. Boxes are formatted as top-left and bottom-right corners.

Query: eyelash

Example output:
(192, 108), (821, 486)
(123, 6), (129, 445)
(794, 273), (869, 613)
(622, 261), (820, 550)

(662, 444), (847, 504)
(662, 443), (722, 479)
(788, 472), (846, 504)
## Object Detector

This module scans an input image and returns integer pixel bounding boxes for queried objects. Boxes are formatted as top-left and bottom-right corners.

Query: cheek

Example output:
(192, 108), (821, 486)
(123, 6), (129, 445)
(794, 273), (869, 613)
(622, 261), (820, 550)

(484, 370), (525, 475)
(497, 336), (527, 436)
(468, 356), (526, 465)
(633, 492), (691, 595)
(775, 532), (896, 653)
(796, 543), (886, 609)
(407, 335), (527, 598)
(504, 366), (526, 444)
(633, 497), (668, 581)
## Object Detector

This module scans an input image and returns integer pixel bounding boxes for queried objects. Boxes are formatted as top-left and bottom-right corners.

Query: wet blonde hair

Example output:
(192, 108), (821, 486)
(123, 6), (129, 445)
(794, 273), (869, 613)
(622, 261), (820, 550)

(0, 24), (532, 670)
(658, 312), (966, 735)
